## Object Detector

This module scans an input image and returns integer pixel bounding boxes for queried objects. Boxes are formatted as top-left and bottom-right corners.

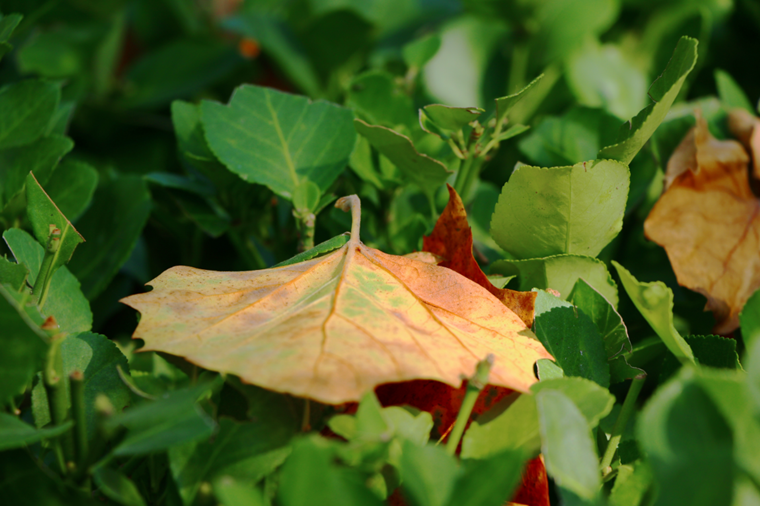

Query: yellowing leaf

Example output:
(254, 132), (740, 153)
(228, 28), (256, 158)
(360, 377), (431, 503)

(645, 113), (760, 334)
(122, 197), (551, 404)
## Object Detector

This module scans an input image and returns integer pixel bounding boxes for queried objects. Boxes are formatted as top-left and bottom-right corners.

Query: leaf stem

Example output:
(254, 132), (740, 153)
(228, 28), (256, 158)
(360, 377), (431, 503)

(70, 370), (88, 473)
(453, 156), (474, 200)
(294, 210), (316, 252)
(335, 195), (361, 246)
(600, 374), (647, 475)
(43, 329), (74, 472)
(445, 355), (493, 456)
(33, 225), (61, 308)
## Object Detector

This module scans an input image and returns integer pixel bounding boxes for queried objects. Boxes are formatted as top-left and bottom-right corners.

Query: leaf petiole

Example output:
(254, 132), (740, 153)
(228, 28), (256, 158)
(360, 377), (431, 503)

(600, 373), (647, 475)
(445, 355), (493, 456)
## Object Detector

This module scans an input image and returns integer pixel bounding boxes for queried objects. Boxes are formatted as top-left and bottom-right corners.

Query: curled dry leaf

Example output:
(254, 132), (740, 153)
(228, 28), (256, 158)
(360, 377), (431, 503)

(423, 184), (537, 327)
(122, 196), (551, 404)
(645, 113), (760, 334)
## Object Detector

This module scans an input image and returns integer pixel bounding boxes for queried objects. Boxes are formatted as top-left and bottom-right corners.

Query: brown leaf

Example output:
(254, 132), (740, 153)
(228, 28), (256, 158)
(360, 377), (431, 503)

(121, 196), (551, 404)
(645, 113), (760, 334)
(423, 184), (537, 327)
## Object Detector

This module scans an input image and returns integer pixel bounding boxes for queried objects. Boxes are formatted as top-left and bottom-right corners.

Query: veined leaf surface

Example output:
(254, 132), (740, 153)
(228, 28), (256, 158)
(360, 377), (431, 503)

(122, 196), (551, 404)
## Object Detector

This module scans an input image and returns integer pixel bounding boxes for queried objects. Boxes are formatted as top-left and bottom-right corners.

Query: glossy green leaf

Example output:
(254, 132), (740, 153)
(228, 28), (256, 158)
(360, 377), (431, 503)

(462, 377), (613, 459)
(25, 172), (84, 270)
(446, 450), (526, 506)
(202, 84), (355, 199)
(536, 389), (600, 500)
(740, 288), (760, 348)
(715, 69), (754, 113)
(0, 134), (73, 210)
(660, 335), (739, 383)
(4, 228), (92, 333)
(212, 476), (266, 506)
(0, 256), (27, 292)
(569, 278), (631, 358)
(93, 467), (146, 506)
(400, 440), (460, 506)
(419, 104), (483, 140)
(44, 160), (98, 223)
(0, 80), (60, 149)
(599, 37), (698, 165)
(354, 119), (452, 198)
(490, 159), (629, 259)
(106, 382), (217, 456)
(492, 254), (618, 307)
(0, 283), (47, 406)
(68, 174), (151, 299)
(278, 436), (383, 506)
(0, 413), (72, 451)
(534, 307), (610, 387)
(403, 34), (441, 69)
(170, 417), (294, 505)
(612, 261), (694, 364)
(495, 74), (544, 127)
(346, 71), (416, 132)
(638, 368), (734, 506)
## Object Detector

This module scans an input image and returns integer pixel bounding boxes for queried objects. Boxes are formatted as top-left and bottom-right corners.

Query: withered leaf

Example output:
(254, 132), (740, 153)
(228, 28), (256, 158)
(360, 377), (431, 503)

(122, 196), (551, 404)
(645, 113), (760, 334)
(423, 184), (537, 327)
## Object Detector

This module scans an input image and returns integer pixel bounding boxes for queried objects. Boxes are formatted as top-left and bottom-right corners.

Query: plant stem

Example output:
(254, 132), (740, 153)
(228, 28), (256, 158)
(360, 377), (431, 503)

(600, 374), (647, 474)
(445, 355), (493, 456)
(33, 226), (62, 307)
(44, 331), (74, 471)
(453, 156), (474, 199)
(294, 210), (316, 252)
(70, 370), (88, 472)
(458, 156), (484, 204)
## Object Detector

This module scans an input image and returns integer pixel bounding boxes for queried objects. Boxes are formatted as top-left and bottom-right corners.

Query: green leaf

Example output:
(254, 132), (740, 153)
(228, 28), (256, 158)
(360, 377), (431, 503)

(278, 436), (383, 506)
(202, 85), (355, 199)
(212, 476), (266, 506)
(4, 228), (92, 333)
(534, 306), (610, 387)
(354, 119), (452, 199)
(0, 256), (27, 292)
(536, 389), (600, 500)
(660, 335), (740, 382)
(608, 461), (653, 506)
(292, 180), (321, 213)
(0, 79), (60, 149)
(598, 37), (699, 165)
(0, 283), (48, 406)
(638, 368), (734, 506)
(536, 358), (564, 380)
(25, 172), (84, 269)
(495, 74), (544, 127)
(419, 105), (483, 140)
(714, 69), (754, 113)
(0, 413), (72, 451)
(0, 13), (22, 62)
(68, 174), (152, 299)
(462, 377), (613, 459)
(492, 254), (618, 307)
(170, 417), (294, 505)
(490, 159), (629, 259)
(402, 34), (441, 69)
(275, 233), (350, 267)
(612, 261), (694, 364)
(0, 134), (73, 210)
(17, 30), (85, 78)
(740, 288), (760, 348)
(93, 467), (146, 506)
(569, 278), (631, 358)
(43, 160), (98, 223)
(494, 124), (530, 143)
(399, 440), (460, 506)
(446, 450), (526, 506)
(106, 382), (217, 456)
(346, 71), (416, 132)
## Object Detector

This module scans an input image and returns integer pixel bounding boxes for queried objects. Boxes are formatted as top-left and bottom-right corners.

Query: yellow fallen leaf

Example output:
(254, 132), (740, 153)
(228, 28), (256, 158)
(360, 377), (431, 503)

(645, 113), (760, 334)
(122, 196), (551, 404)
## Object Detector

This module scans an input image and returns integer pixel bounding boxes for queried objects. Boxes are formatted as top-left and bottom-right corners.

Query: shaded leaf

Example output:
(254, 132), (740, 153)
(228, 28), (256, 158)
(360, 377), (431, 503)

(202, 84), (355, 198)
(37, 159), (96, 223)
(495, 74), (544, 128)
(93, 467), (146, 506)
(0, 413), (72, 451)
(715, 69), (754, 114)
(0, 80), (60, 149)
(424, 184), (536, 326)
(400, 440), (460, 506)
(68, 174), (151, 299)
(740, 288), (760, 347)
(346, 71), (416, 132)
(490, 159), (629, 260)
(4, 228), (92, 333)
(0, 256), (27, 292)
(403, 34), (441, 69)
(446, 449), (527, 506)
(612, 261), (694, 364)
(659, 335), (740, 383)
(122, 197), (550, 404)
(608, 461), (653, 506)
(569, 278), (631, 358)
(644, 114), (760, 334)
(419, 105), (482, 141)
(492, 254), (618, 307)
(0, 13), (22, 62)
(599, 37), (698, 165)
(212, 476), (266, 506)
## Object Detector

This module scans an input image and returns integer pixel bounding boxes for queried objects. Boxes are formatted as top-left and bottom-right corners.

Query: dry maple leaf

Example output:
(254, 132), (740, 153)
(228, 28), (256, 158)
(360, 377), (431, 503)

(423, 184), (537, 327)
(122, 196), (551, 404)
(645, 113), (760, 334)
